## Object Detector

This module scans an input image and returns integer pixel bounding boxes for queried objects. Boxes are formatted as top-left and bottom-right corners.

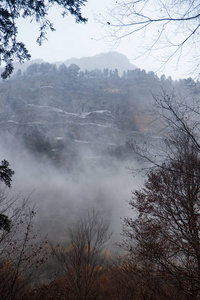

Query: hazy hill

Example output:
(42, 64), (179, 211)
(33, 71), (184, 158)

(5, 52), (136, 77)
(56, 52), (136, 75)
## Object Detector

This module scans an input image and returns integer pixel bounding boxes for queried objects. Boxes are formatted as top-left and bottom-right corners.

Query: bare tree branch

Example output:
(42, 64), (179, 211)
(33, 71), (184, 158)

(102, 0), (200, 71)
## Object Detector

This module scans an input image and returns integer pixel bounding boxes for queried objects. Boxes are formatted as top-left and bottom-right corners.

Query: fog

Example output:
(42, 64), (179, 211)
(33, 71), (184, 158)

(0, 134), (142, 244)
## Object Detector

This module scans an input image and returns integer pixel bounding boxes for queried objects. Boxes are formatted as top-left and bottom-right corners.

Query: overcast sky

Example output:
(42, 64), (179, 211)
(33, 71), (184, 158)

(16, 0), (196, 80)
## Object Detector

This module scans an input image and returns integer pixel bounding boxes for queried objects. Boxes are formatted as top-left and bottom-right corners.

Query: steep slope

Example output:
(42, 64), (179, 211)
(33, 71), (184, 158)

(0, 70), (140, 167)
(0, 59), (194, 170)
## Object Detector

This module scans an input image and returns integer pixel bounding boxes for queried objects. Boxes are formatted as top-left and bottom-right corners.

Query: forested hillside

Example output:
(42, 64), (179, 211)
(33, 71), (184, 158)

(0, 57), (197, 168)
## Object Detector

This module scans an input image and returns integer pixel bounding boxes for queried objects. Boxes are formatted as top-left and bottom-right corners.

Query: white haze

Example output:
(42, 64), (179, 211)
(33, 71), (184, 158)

(0, 135), (142, 243)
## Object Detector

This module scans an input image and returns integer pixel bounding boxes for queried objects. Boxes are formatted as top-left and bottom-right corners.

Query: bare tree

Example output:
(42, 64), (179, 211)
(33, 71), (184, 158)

(127, 86), (200, 178)
(154, 90), (200, 150)
(0, 188), (48, 300)
(52, 209), (111, 300)
(110, 255), (186, 300)
(103, 0), (200, 73)
(121, 137), (200, 299)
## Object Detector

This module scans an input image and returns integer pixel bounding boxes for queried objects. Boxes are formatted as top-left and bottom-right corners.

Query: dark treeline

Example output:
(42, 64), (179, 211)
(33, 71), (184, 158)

(11, 61), (195, 85)
(7, 61), (183, 83)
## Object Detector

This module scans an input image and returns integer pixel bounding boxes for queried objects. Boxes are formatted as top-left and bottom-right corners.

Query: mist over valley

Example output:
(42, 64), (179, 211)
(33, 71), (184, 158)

(0, 51), (198, 241)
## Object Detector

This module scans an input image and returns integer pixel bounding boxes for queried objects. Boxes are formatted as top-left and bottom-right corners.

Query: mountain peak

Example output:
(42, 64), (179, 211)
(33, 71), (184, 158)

(57, 52), (136, 75)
